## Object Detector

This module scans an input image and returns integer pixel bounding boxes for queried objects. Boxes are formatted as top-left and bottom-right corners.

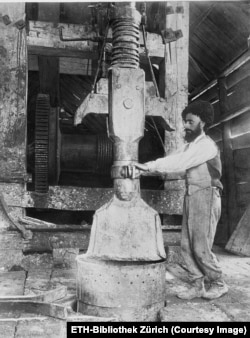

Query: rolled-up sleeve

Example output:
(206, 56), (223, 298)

(146, 137), (218, 174)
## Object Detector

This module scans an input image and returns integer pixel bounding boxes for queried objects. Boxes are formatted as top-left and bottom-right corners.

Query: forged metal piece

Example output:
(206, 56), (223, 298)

(34, 94), (50, 194)
(76, 2), (167, 321)
(86, 189), (166, 261)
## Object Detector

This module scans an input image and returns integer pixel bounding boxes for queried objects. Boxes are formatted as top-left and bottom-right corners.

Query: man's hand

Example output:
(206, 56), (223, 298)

(134, 163), (149, 172)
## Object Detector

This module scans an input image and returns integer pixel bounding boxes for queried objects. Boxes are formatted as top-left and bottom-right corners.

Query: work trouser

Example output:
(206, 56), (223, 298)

(180, 186), (222, 282)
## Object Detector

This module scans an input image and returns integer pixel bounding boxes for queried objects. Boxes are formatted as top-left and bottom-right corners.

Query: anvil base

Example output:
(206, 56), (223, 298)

(76, 255), (166, 321)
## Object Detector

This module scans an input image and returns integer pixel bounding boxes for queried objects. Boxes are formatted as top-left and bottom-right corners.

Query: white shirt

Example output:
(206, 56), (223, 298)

(146, 133), (218, 174)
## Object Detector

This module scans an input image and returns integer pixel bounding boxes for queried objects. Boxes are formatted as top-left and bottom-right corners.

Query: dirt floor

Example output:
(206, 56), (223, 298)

(0, 245), (250, 337)
(162, 246), (250, 322)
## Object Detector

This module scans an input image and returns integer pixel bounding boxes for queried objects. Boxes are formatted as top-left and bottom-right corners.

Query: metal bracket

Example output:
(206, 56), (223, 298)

(166, 6), (174, 15)
(2, 15), (11, 25)
(161, 28), (183, 44)
(15, 19), (25, 30)
(176, 6), (184, 14)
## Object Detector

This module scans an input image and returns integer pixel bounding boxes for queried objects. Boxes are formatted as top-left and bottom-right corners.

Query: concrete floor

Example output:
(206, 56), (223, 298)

(0, 245), (250, 337)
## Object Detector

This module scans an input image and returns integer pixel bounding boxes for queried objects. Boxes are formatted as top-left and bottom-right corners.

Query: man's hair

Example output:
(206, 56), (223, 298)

(182, 100), (214, 127)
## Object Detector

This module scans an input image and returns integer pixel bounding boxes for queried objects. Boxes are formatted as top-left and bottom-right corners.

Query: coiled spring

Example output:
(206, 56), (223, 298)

(111, 19), (140, 69)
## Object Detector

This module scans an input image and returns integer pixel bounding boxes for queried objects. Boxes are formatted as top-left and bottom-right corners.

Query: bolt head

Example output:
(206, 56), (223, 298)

(123, 98), (133, 109)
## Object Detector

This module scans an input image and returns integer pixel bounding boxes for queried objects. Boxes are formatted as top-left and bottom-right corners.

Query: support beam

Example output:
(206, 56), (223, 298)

(38, 56), (60, 107)
(160, 1), (189, 213)
(1, 184), (183, 215)
(163, 1), (189, 155)
(27, 20), (164, 63)
(0, 3), (27, 183)
(28, 55), (96, 76)
(219, 78), (239, 237)
(27, 20), (98, 53)
(190, 48), (250, 100)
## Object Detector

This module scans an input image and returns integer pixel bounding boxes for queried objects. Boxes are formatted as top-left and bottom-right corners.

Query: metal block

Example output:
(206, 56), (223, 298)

(86, 195), (166, 261)
(108, 67), (145, 143)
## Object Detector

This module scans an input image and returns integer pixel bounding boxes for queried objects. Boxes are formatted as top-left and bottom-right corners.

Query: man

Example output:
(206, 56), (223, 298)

(134, 100), (228, 300)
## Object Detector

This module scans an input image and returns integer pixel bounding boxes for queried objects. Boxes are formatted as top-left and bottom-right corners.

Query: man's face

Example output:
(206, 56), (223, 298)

(183, 113), (205, 142)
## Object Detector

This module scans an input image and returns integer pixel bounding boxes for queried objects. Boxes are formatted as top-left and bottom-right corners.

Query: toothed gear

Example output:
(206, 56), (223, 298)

(34, 94), (50, 194)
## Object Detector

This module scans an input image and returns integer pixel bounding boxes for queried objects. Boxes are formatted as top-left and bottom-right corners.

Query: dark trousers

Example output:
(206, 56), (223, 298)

(181, 187), (222, 282)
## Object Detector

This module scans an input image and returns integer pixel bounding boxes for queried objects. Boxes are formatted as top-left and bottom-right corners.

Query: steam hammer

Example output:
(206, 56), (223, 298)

(76, 3), (167, 321)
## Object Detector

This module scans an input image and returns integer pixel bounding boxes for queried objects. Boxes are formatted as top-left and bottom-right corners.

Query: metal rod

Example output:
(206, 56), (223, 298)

(141, 23), (160, 98)
(91, 20), (110, 93)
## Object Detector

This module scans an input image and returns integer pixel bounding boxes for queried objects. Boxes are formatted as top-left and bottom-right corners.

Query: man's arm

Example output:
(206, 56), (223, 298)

(136, 137), (218, 174)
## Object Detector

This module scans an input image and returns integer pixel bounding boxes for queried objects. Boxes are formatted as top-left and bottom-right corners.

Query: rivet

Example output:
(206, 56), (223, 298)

(123, 98), (133, 109)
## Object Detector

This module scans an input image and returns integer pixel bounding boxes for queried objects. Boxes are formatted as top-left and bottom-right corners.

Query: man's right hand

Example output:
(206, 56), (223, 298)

(134, 163), (149, 172)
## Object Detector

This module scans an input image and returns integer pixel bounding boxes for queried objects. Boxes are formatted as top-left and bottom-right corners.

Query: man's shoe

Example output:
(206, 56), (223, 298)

(177, 278), (206, 300)
(203, 280), (228, 300)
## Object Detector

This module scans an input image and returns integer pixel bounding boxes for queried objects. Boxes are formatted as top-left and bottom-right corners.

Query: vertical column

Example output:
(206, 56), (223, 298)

(0, 3), (27, 226)
(160, 2), (189, 222)
(219, 78), (239, 238)
(0, 2), (27, 182)
(164, 1), (189, 156)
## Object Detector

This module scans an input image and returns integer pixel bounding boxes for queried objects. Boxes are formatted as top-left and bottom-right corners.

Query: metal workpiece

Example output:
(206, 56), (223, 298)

(76, 1), (167, 321)
(108, 66), (145, 197)
(113, 141), (138, 162)
(76, 256), (166, 321)
(108, 67), (145, 145)
(85, 192), (166, 261)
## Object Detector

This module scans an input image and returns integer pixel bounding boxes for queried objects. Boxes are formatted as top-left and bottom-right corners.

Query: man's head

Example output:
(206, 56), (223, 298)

(182, 100), (214, 142)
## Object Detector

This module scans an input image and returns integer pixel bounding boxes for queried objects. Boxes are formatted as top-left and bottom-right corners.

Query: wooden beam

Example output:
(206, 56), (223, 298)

(163, 1), (189, 154)
(226, 60), (250, 90)
(189, 54), (210, 82)
(0, 228), (181, 254)
(27, 20), (164, 60)
(28, 45), (98, 59)
(38, 56), (60, 107)
(29, 55), (96, 76)
(219, 78), (239, 237)
(27, 20), (97, 50)
(222, 48), (250, 78)
(190, 48), (250, 100)
(231, 132), (250, 150)
(1, 184), (183, 215)
(0, 3), (27, 184)
(159, 2), (189, 211)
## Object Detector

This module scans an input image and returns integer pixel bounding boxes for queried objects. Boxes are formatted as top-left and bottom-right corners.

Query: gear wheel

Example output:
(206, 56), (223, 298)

(34, 94), (50, 194)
